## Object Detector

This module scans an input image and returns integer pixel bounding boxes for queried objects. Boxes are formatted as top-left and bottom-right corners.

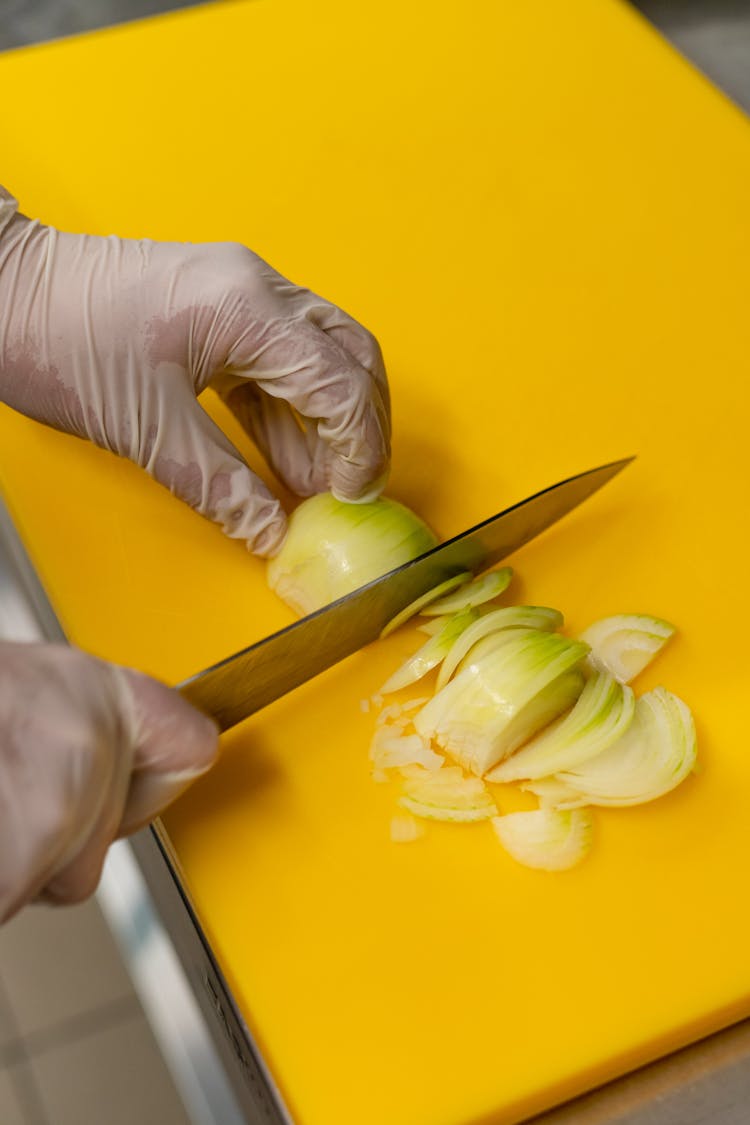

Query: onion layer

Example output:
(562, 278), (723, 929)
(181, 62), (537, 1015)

(492, 809), (593, 871)
(267, 492), (438, 615)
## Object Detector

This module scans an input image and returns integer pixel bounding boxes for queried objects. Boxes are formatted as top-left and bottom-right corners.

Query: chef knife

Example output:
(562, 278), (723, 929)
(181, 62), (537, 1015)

(179, 457), (632, 731)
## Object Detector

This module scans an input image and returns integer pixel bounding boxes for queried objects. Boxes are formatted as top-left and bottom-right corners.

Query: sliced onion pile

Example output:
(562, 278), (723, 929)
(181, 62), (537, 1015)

(367, 575), (696, 871)
(264, 492), (696, 873)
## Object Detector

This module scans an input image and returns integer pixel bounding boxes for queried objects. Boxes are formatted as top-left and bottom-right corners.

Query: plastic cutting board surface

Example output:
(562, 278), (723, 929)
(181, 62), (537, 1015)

(1, 2), (750, 1123)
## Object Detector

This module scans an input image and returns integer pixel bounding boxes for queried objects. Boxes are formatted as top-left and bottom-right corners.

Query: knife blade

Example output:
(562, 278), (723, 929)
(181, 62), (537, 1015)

(179, 457), (632, 731)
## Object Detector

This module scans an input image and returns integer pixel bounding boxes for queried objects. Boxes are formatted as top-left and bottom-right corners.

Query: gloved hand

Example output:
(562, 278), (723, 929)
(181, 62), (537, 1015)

(0, 640), (218, 923)
(0, 188), (390, 556)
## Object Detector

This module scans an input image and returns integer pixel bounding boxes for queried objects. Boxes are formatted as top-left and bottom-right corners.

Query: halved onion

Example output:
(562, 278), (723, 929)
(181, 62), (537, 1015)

(268, 492), (439, 615)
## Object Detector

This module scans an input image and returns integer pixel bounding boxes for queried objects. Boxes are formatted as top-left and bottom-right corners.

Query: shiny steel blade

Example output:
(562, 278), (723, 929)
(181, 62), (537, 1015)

(179, 457), (632, 731)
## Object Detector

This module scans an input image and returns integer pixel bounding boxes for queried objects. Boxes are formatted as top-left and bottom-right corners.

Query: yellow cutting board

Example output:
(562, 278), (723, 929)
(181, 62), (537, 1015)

(2, 1), (750, 1122)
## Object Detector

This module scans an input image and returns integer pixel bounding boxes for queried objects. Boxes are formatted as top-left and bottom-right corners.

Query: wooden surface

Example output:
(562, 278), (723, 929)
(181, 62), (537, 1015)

(1, 1), (750, 1123)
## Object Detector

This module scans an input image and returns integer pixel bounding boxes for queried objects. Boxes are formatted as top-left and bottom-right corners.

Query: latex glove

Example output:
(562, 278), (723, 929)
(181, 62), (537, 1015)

(0, 640), (218, 923)
(0, 193), (390, 556)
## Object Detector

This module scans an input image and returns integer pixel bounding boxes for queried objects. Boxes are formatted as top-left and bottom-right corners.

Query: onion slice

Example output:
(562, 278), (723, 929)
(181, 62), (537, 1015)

(399, 768), (497, 822)
(379, 608), (479, 694)
(487, 672), (635, 782)
(524, 687), (697, 808)
(390, 813), (426, 842)
(380, 573), (473, 638)
(417, 616), (453, 637)
(579, 614), (676, 684)
(419, 568), (513, 616)
(414, 629), (589, 776)
(435, 605), (564, 692)
(492, 809), (593, 870)
(369, 729), (444, 772)
(521, 777), (587, 808)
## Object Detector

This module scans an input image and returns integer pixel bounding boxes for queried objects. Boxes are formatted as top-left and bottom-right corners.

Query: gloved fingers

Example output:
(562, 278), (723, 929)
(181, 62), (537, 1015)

(2, 753), (119, 919)
(220, 383), (329, 497)
(297, 305), (392, 501)
(32, 661), (140, 908)
(313, 322), (391, 502)
(114, 667), (219, 835)
(223, 319), (391, 504)
(37, 850), (109, 908)
(38, 770), (130, 907)
(0, 644), (133, 918)
(42, 751), (206, 907)
(140, 377), (287, 557)
(37, 666), (218, 904)
(304, 302), (391, 411)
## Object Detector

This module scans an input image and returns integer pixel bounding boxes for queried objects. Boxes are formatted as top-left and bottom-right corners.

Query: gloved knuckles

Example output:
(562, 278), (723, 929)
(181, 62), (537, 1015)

(0, 643), (131, 921)
(0, 211), (392, 551)
(0, 642), (218, 922)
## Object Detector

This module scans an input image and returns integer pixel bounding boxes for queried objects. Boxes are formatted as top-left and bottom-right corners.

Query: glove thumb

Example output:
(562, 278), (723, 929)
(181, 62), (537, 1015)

(139, 378), (287, 557)
(116, 668), (219, 835)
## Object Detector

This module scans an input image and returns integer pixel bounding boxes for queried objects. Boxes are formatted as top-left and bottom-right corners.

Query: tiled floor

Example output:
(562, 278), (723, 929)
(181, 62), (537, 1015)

(0, 901), (189, 1125)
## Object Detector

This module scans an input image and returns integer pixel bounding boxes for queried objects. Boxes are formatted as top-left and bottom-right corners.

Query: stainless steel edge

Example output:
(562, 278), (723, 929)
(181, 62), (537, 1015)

(0, 500), (66, 643)
(2, 487), (749, 1124)
(0, 493), (290, 1125)
(97, 838), (250, 1125)
(128, 823), (294, 1125)
(179, 457), (633, 732)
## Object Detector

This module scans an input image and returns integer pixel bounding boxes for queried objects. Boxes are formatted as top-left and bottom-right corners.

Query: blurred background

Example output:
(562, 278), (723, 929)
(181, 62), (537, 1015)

(0, 0), (749, 111)
(0, 0), (202, 49)
(0, 1), (747, 1123)
(632, 0), (750, 110)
